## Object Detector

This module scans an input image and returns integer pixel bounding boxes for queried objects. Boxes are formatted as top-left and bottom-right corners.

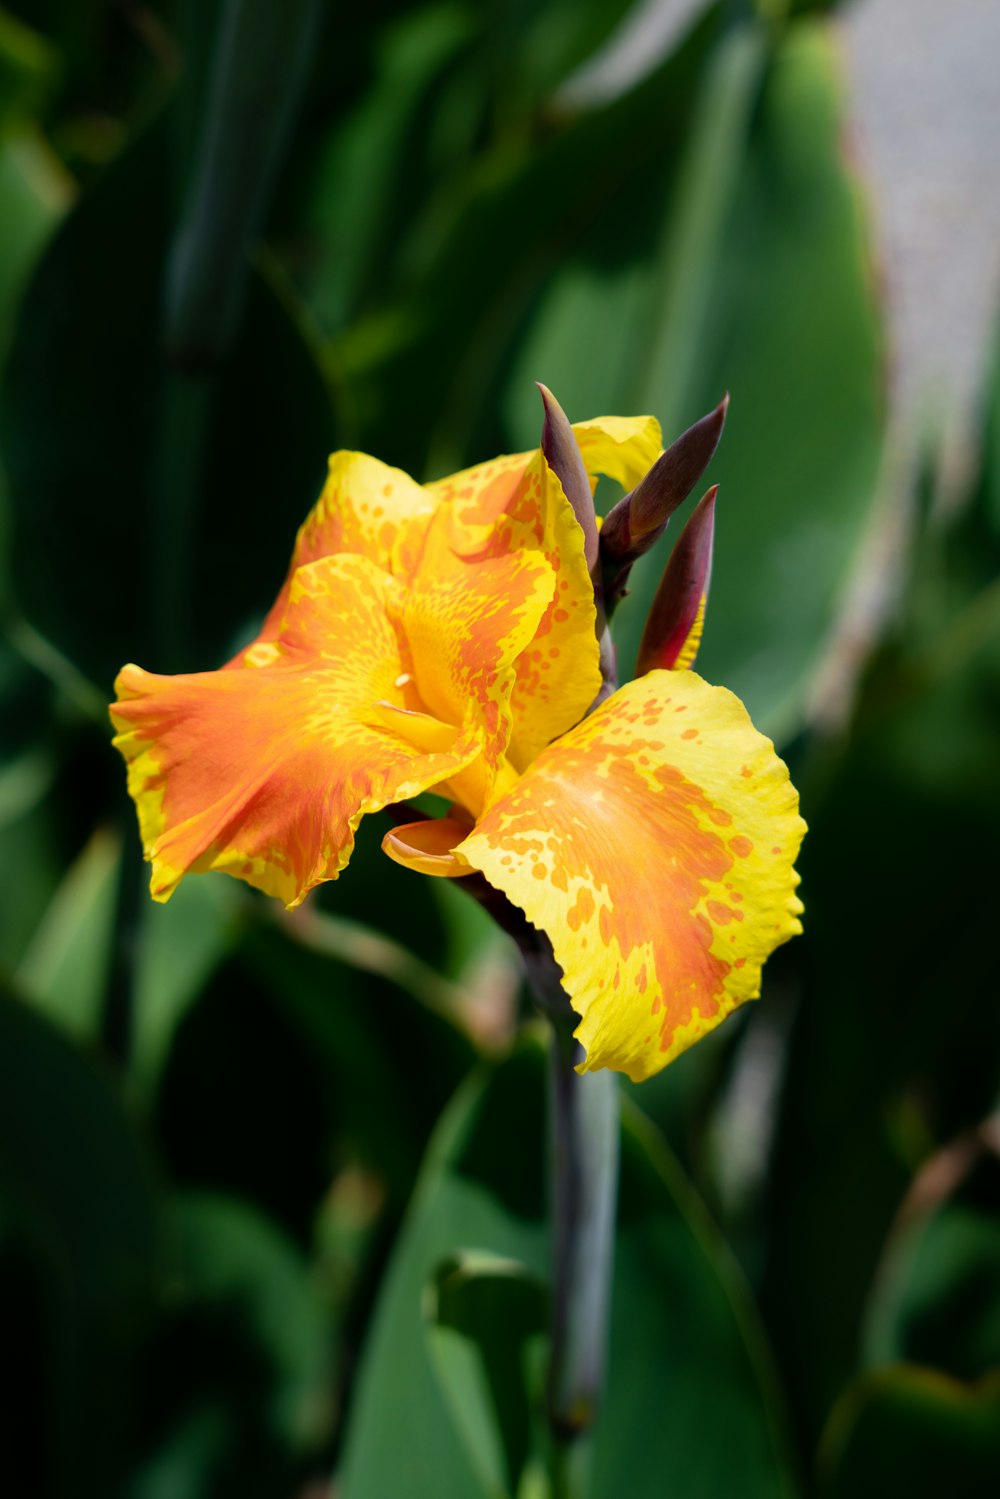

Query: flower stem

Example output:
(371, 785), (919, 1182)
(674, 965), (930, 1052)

(546, 1011), (620, 1447)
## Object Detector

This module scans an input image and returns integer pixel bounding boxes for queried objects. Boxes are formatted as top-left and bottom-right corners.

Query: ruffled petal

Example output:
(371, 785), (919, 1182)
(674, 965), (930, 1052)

(424, 449), (601, 769)
(392, 486), (559, 811)
(573, 415), (663, 493)
(457, 670), (806, 1081)
(111, 555), (479, 907)
(253, 451), (435, 642)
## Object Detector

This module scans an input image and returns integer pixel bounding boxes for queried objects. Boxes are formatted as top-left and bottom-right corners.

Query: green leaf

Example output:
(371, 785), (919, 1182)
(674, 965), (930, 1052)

(131, 870), (239, 1099)
(863, 1141), (1000, 1382)
(15, 822), (121, 1040)
(0, 985), (157, 1493)
(167, 1191), (331, 1447)
(337, 1042), (795, 1498)
(819, 1366), (1000, 1499)
(0, 984), (156, 1302)
(511, 15), (886, 741)
(426, 1252), (548, 1498)
(125, 1190), (334, 1499)
(1, 111), (337, 688)
(0, 7), (59, 130)
(0, 128), (70, 362)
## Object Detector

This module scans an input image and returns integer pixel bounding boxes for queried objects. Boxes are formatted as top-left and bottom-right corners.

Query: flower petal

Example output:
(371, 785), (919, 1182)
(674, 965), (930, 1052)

(111, 555), (479, 907)
(572, 415), (663, 492)
(381, 816), (472, 877)
(393, 494), (557, 811)
(424, 449), (601, 769)
(254, 451), (435, 641)
(457, 671), (805, 1081)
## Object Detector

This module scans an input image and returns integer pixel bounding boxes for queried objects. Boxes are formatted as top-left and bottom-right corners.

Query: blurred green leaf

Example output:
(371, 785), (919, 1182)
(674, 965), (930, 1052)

(0, 788), (64, 971)
(131, 871), (240, 1100)
(758, 395), (1000, 1454)
(0, 983), (155, 1302)
(819, 1366), (1000, 1499)
(125, 1190), (333, 1499)
(245, 918), (478, 1204)
(1, 110), (337, 688)
(426, 1251), (547, 1498)
(0, 985), (157, 1495)
(864, 1139), (1000, 1382)
(516, 13), (883, 740)
(16, 821), (120, 1040)
(166, 0), (326, 364)
(0, 6), (59, 128)
(338, 1042), (795, 1497)
(167, 1191), (331, 1446)
(0, 129), (70, 357)
(334, 3), (721, 471)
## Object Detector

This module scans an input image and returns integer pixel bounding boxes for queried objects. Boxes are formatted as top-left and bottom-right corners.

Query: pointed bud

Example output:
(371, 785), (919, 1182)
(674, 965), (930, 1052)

(538, 383), (598, 573)
(601, 394), (728, 606)
(636, 486), (717, 676)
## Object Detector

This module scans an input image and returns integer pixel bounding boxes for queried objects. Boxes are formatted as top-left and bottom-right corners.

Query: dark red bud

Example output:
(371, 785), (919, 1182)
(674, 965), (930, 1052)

(600, 395), (728, 604)
(636, 485), (717, 676)
(538, 383), (598, 574)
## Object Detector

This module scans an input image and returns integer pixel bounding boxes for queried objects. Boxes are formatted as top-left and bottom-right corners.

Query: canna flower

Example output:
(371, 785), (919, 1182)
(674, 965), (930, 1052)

(111, 406), (804, 1081)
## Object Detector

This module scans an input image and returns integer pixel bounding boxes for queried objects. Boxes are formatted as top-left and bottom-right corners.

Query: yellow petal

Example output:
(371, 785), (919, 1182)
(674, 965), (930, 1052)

(573, 415), (663, 493)
(424, 448), (602, 770)
(110, 555), (479, 908)
(396, 504), (557, 811)
(457, 670), (805, 1081)
(252, 451), (435, 643)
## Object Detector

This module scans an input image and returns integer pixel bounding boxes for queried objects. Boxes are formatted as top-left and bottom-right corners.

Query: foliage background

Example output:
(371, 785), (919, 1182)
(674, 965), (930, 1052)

(1, 0), (999, 1494)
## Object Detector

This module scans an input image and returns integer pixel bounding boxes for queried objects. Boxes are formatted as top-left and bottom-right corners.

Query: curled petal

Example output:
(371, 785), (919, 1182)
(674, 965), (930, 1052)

(457, 671), (806, 1081)
(111, 555), (479, 907)
(382, 816), (472, 877)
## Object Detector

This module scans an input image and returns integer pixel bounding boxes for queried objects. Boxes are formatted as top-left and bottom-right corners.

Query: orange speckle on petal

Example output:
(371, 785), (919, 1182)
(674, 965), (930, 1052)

(681, 728), (699, 740)
(708, 900), (737, 926)
(729, 835), (753, 858)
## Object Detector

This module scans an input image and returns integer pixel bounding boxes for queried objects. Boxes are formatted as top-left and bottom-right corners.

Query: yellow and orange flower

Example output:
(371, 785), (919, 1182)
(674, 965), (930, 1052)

(111, 412), (804, 1081)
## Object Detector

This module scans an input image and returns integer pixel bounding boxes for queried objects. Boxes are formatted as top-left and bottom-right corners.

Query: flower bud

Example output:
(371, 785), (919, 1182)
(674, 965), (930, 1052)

(538, 383), (599, 574)
(636, 485), (717, 676)
(601, 394), (727, 609)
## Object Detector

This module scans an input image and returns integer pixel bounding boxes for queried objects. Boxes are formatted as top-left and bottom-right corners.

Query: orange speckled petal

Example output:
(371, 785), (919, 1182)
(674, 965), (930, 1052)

(253, 450), (435, 642)
(457, 670), (806, 1082)
(110, 555), (479, 908)
(422, 449), (601, 769)
(573, 415), (663, 493)
(399, 528), (557, 813)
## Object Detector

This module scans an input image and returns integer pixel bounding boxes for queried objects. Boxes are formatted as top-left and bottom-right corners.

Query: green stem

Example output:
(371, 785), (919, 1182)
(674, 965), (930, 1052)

(546, 1012), (620, 1450)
